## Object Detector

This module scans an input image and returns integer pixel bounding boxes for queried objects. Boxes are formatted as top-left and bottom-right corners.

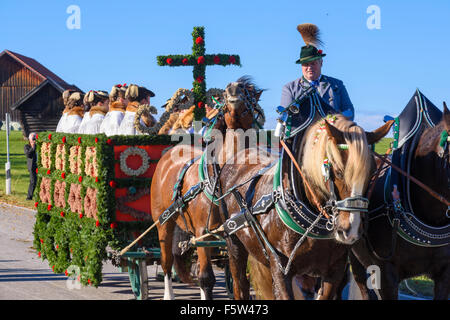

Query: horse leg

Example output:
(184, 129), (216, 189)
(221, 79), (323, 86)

(157, 220), (176, 300)
(196, 246), (216, 300)
(269, 255), (294, 300)
(433, 266), (450, 300)
(348, 251), (374, 300)
(377, 263), (399, 300)
(226, 235), (250, 300)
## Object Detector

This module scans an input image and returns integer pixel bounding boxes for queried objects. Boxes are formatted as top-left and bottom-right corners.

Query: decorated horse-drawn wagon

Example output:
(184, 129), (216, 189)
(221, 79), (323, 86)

(32, 132), (176, 297)
(32, 131), (232, 299)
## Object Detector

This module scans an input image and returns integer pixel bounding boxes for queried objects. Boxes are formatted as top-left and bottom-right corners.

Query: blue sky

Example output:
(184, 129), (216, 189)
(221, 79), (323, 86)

(1, 0), (449, 131)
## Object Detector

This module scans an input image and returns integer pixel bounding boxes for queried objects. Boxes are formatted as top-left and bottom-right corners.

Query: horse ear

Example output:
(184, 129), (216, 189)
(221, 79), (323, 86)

(323, 120), (344, 145)
(443, 102), (450, 131)
(366, 120), (394, 145)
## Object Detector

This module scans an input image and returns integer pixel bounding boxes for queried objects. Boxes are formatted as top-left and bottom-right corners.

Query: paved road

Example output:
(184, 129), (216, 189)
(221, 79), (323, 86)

(0, 202), (429, 301)
(0, 202), (230, 300)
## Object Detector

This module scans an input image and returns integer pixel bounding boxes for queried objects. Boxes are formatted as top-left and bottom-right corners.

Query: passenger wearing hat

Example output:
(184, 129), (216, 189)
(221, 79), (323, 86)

(56, 89), (76, 132)
(118, 84), (156, 135)
(57, 91), (85, 133)
(78, 90), (109, 134)
(280, 24), (354, 120)
(99, 84), (128, 136)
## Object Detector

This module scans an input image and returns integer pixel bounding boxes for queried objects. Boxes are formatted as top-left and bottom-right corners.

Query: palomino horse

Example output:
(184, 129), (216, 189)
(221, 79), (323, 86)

(150, 76), (263, 300)
(349, 103), (450, 300)
(218, 109), (393, 299)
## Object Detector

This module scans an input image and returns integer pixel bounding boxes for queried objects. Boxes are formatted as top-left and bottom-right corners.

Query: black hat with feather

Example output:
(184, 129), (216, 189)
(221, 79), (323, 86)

(296, 23), (326, 64)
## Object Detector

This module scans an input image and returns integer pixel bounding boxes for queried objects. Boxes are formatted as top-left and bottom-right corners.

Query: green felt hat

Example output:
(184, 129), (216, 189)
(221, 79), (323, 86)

(296, 45), (326, 64)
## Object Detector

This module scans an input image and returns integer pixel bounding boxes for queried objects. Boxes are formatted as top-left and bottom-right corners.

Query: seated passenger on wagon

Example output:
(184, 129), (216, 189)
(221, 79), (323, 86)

(78, 90), (110, 134)
(280, 24), (354, 120)
(99, 83), (128, 136)
(56, 91), (85, 133)
(118, 84), (156, 135)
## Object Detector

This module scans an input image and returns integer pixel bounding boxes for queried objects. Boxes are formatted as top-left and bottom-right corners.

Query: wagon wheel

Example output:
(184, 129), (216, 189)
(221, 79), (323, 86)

(224, 263), (234, 300)
(128, 258), (149, 300)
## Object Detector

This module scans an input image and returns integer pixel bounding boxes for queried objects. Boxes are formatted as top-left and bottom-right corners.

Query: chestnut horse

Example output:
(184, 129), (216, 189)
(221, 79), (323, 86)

(150, 77), (263, 300)
(219, 113), (392, 300)
(348, 103), (450, 300)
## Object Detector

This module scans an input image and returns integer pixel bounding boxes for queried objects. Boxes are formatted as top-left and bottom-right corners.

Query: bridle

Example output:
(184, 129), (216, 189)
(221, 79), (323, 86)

(223, 82), (263, 127)
(320, 154), (370, 231)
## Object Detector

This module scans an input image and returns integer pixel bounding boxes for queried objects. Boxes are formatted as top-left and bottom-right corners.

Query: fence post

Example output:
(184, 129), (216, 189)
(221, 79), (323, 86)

(5, 113), (11, 195)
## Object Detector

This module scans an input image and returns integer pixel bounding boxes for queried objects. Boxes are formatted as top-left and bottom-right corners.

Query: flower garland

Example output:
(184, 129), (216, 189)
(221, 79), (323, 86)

(69, 146), (82, 175)
(205, 88), (225, 107)
(119, 147), (150, 177)
(133, 104), (159, 135)
(165, 88), (195, 112)
(313, 114), (338, 144)
(41, 142), (52, 169)
(84, 147), (98, 177)
(55, 144), (66, 171)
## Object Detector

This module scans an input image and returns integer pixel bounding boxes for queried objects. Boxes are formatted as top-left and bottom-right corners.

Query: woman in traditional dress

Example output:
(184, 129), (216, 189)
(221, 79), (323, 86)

(56, 89), (76, 132)
(117, 84), (156, 135)
(58, 91), (85, 133)
(99, 84), (128, 136)
(78, 90), (109, 134)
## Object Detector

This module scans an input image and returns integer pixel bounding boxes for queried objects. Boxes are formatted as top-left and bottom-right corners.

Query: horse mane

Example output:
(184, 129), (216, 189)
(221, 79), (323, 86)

(415, 121), (445, 156)
(299, 114), (371, 201)
(232, 75), (265, 93)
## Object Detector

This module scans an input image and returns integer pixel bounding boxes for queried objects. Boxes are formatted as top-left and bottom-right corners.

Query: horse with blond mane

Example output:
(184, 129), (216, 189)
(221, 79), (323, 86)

(216, 90), (393, 299)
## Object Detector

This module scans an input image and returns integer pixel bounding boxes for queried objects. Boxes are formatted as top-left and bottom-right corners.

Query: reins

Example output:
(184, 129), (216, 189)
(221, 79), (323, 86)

(372, 150), (450, 208)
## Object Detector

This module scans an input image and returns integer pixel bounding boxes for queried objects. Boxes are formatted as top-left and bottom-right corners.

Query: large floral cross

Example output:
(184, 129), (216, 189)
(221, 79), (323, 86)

(157, 26), (241, 126)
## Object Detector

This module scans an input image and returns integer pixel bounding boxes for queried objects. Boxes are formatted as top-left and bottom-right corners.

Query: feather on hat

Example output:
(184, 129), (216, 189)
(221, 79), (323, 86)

(296, 23), (323, 48)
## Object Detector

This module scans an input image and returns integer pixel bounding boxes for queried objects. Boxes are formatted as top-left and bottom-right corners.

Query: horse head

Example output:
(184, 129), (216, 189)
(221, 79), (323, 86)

(300, 114), (392, 244)
(412, 102), (450, 225)
(223, 76), (263, 130)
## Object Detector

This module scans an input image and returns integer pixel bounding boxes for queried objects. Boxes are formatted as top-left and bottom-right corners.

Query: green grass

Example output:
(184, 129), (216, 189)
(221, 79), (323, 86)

(399, 276), (435, 298)
(0, 130), (34, 209)
(0, 136), (395, 210)
(374, 137), (393, 154)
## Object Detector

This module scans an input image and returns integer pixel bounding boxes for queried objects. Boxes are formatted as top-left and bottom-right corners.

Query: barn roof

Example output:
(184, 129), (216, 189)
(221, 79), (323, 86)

(1, 50), (81, 111)
(0, 49), (79, 91)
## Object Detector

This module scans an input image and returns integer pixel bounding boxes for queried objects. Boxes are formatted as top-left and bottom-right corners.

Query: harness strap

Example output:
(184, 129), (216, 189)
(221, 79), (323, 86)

(159, 181), (204, 226)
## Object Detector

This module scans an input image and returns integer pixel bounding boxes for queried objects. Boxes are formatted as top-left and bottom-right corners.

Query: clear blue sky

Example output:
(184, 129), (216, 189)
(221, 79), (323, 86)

(1, 0), (449, 131)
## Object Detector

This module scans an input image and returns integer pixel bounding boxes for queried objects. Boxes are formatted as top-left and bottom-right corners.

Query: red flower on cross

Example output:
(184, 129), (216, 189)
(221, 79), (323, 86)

(197, 56), (205, 65)
(195, 36), (204, 45)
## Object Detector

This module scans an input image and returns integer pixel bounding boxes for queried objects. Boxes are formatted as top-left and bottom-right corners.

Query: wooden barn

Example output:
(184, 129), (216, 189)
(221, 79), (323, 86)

(0, 50), (80, 137)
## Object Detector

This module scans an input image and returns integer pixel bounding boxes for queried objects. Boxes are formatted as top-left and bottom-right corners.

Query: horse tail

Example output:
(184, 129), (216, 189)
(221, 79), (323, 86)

(171, 225), (195, 284)
(247, 255), (274, 299)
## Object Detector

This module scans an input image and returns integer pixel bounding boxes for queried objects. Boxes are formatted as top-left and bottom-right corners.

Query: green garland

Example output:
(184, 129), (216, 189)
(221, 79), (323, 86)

(32, 131), (179, 287)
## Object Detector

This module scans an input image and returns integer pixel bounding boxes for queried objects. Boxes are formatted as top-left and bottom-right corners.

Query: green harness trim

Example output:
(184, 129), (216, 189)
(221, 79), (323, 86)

(272, 158), (331, 239)
(439, 130), (449, 148)
(198, 152), (220, 205)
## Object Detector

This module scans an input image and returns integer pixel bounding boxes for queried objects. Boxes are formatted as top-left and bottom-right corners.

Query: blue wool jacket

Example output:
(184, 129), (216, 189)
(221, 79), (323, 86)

(280, 75), (354, 120)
